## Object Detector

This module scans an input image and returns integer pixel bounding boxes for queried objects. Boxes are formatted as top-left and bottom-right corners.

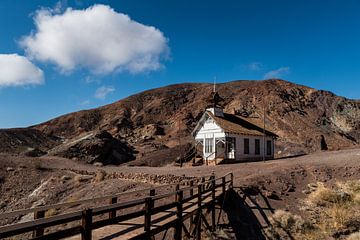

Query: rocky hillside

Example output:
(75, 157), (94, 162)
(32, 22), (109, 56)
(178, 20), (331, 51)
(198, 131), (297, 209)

(1, 79), (359, 165)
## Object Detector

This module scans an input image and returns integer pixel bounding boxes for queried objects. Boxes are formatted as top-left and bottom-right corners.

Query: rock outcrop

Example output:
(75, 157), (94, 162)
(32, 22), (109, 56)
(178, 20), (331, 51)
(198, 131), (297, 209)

(53, 131), (135, 165)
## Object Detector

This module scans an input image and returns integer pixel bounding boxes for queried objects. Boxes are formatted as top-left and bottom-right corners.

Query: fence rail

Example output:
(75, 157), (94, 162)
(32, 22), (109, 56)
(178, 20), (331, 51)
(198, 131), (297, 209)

(0, 172), (233, 240)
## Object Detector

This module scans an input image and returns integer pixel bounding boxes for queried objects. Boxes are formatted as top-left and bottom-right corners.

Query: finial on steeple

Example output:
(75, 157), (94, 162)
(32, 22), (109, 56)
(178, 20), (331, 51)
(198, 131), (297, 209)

(213, 76), (216, 93)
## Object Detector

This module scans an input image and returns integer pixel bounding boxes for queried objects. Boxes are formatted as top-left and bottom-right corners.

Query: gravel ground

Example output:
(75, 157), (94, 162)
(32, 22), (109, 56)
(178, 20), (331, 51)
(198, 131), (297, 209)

(1, 148), (360, 223)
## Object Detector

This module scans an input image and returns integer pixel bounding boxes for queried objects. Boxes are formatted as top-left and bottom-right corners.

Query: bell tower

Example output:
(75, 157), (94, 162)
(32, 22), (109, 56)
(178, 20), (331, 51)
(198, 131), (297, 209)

(206, 79), (224, 117)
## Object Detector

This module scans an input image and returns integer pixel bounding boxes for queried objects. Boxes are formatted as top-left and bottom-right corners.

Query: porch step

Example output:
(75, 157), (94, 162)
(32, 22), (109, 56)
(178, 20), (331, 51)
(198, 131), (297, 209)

(192, 157), (203, 166)
(205, 158), (225, 165)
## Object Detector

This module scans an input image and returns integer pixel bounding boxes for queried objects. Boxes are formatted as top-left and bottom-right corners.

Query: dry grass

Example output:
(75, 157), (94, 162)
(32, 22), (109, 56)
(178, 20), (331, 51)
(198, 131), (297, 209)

(67, 194), (80, 203)
(347, 232), (360, 240)
(268, 180), (360, 240)
(33, 159), (43, 170)
(94, 170), (106, 182)
(338, 180), (360, 194)
(45, 208), (58, 218)
(307, 183), (350, 206)
(271, 210), (308, 232)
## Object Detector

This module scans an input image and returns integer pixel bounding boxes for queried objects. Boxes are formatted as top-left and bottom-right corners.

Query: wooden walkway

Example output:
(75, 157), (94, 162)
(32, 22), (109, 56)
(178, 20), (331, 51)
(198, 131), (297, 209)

(0, 173), (233, 240)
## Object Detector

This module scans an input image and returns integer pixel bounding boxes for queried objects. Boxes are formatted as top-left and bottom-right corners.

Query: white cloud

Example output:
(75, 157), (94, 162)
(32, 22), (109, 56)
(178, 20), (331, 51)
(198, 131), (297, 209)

(84, 75), (100, 84)
(0, 54), (44, 87)
(245, 62), (263, 71)
(79, 99), (91, 106)
(263, 67), (290, 79)
(20, 4), (169, 74)
(95, 86), (115, 99)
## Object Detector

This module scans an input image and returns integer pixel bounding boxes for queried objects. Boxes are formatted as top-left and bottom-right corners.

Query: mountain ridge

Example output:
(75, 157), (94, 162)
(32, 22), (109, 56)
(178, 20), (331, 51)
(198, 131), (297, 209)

(1, 79), (359, 166)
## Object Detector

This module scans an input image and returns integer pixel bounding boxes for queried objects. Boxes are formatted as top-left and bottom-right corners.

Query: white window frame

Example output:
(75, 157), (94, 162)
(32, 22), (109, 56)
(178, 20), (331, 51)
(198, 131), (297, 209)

(205, 138), (213, 153)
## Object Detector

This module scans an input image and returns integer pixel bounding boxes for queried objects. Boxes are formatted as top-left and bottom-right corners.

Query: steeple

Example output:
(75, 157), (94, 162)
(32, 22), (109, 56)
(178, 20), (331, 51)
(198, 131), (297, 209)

(206, 78), (224, 117)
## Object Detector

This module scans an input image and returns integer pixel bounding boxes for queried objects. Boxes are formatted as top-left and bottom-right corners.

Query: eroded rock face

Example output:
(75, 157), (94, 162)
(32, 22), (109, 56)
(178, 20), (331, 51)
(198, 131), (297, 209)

(55, 131), (135, 165)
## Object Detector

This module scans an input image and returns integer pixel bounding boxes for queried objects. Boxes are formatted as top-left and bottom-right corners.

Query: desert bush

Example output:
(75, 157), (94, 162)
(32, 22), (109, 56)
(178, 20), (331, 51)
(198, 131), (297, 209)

(307, 184), (350, 206)
(45, 208), (58, 218)
(339, 180), (360, 194)
(271, 210), (312, 233)
(327, 204), (353, 230)
(67, 194), (80, 203)
(268, 180), (360, 240)
(33, 159), (43, 170)
(94, 170), (106, 182)
(353, 193), (360, 204)
(73, 174), (92, 185)
(347, 232), (360, 240)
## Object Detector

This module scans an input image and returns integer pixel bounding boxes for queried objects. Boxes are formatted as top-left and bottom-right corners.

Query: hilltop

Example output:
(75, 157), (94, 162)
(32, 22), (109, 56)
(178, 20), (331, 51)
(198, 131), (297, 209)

(1, 79), (359, 166)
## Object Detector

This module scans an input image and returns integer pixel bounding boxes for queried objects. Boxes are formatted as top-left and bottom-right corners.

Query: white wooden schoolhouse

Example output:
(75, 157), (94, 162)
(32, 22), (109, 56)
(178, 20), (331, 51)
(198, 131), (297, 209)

(192, 92), (277, 165)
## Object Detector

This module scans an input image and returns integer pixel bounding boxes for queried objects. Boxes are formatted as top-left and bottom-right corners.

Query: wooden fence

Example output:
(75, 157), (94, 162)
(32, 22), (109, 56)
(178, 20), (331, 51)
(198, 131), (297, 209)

(0, 172), (233, 240)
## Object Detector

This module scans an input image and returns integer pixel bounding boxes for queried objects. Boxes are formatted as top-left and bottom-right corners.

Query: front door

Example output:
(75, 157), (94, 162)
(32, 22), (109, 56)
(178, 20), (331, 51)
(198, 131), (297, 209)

(226, 137), (236, 159)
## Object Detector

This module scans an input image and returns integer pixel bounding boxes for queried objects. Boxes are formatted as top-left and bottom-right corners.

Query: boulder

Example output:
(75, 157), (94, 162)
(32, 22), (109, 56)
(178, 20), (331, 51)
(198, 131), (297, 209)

(55, 130), (135, 165)
(24, 148), (47, 157)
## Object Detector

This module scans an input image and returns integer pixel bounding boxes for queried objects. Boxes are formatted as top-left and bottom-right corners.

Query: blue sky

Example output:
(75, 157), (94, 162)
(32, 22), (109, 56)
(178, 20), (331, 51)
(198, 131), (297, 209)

(0, 0), (360, 128)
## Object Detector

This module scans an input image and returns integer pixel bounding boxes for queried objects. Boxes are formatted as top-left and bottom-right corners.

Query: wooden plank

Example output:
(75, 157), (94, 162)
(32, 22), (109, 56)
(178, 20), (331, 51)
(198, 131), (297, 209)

(92, 210), (146, 230)
(0, 173), (231, 240)
(196, 184), (202, 240)
(108, 197), (117, 220)
(211, 176), (216, 232)
(32, 210), (45, 238)
(144, 197), (152, 235)
(33, 226), (82, 240)
(0, 211), (82, 238)
(92, 198), (144, 216)
(174, 190), (183, 240)
(81, 209), (92, 240)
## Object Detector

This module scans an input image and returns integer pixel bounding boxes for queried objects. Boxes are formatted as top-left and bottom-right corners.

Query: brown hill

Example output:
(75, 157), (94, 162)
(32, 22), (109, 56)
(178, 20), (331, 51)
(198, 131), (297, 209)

(0, 128), (58, 155)
(2, 79), (359, 165)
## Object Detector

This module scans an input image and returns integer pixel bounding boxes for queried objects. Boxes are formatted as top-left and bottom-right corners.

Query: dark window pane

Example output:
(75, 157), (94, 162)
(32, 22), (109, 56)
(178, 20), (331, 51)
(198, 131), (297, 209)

(244, 138), (249, 154)
(267, 140), (272, 155)
(255, 139), (260, 155)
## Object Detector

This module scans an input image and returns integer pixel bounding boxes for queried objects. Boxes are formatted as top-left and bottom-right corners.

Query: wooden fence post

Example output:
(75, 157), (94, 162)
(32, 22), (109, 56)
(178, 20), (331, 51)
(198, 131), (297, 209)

(201, 177), (205, 192)
(175, 184), (180, 201)
(149, 188), (156, 197)
(81, 208), (92, 240)
(189, 180), (194, 227)
(196, 184), (202, 240)
(222, 176), (226, 194)
(109, 197), (117, 220)
(211, 175), (216, 232)
(32, 210), (45, 238)
(144, 197), (153, 237)
(174, 190), (183, 240)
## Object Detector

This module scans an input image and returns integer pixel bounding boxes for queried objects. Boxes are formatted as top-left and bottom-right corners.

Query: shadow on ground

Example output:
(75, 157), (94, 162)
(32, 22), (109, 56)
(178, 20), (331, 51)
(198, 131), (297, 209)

(221, 188), (270, 240)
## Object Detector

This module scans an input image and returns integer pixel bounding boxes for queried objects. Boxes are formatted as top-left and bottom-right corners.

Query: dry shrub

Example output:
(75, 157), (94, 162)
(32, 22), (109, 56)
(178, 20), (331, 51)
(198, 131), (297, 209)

(73, 175), (92, 185)
(339, 180), (360, 194)
(67, 194), (80, 203)
(307, 184), (350, 206)
(73, 175), (82, 184)
(45, 208), (58, 218)
(347, 232), (360, 240)
(94, 170), (106, 182)
(33, 159), (43, 170)
(353, 193), (360, 204)
(271, 210), (312, 233)
(303, 230), (328, 240)
(269, 180), (360, 240)
(327, 204), (353, 230)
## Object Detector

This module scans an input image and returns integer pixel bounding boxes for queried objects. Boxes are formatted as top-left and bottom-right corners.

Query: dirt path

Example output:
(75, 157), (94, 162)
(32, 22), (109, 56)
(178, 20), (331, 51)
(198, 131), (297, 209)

(36, 148), (360, 213)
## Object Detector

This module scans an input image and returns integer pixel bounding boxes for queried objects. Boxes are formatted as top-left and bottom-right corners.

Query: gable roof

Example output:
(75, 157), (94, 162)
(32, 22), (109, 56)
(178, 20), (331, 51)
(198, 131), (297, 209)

(193, 110), (278, 138)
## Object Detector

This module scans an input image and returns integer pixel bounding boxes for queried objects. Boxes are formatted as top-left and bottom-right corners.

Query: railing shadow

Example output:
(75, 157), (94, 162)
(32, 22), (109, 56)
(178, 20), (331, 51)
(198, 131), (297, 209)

(221, 188), (267, 240)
